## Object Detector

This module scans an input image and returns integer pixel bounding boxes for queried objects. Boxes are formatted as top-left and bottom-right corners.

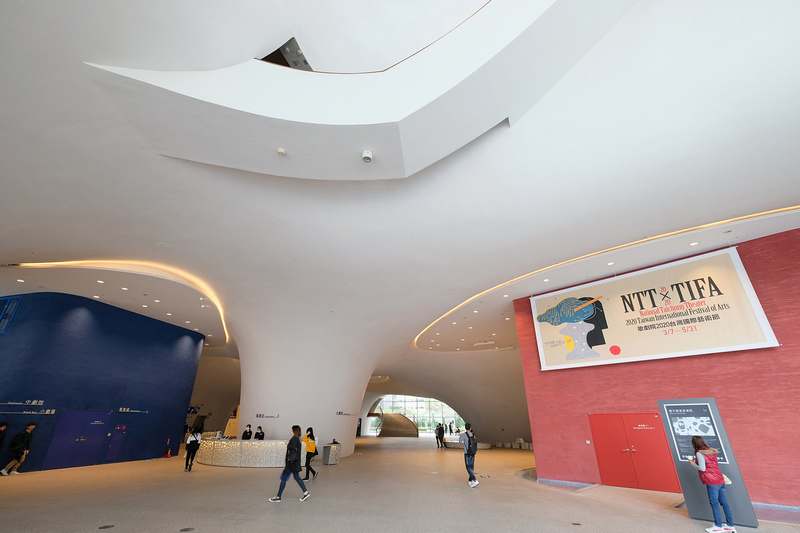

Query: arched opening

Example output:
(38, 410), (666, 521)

(369, 395), (463, 437)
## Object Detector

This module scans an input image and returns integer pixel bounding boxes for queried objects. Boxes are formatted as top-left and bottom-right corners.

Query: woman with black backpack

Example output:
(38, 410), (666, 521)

(184, 427), (202, 472)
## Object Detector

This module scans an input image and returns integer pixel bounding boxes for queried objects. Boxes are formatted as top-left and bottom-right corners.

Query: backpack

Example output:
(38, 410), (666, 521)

(467, 433), (478, 455)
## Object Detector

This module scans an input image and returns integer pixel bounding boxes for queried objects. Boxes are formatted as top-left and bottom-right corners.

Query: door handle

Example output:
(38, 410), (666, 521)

(622, 448), (630, 452)
(630, 448), (637, 452)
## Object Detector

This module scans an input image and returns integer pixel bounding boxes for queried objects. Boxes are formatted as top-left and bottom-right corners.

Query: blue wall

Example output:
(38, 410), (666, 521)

(0, 292), (203, 471)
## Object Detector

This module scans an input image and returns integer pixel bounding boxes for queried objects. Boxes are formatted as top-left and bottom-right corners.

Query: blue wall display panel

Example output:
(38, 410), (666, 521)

(0, 292), (204, 471)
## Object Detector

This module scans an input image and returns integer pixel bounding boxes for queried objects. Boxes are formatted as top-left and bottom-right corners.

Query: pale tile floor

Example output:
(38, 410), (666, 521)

(1, 436), (798, 533)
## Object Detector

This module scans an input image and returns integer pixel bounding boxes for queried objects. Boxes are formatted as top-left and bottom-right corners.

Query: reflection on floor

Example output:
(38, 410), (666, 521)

(2, 435), (798, 532)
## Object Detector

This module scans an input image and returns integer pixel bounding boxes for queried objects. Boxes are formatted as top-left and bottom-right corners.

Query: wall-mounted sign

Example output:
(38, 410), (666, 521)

(530, 249), (777, 370)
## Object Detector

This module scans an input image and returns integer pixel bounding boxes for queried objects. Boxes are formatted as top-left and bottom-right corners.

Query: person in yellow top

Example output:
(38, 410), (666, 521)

(302, 427), (318, 480)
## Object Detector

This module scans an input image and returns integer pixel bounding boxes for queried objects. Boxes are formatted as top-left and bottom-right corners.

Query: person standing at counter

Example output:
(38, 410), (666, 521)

(269, 425), (310, 502)
(302, 427), (318, 481)
(254, 426), (265, 440)
(241, 424), (252, 440)
(184, 427), (202, 472)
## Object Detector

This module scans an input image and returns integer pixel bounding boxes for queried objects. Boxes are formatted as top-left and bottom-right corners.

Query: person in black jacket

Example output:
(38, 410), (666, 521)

(1, 421), (36, 475)
(0, 422), (7, 451)
(269, 425), (309, 502)
(254, 426), (265, 440)
(241, 424), (252, 440)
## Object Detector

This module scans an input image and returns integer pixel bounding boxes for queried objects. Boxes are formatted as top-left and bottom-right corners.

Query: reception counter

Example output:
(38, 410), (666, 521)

(197, 439), (306, 468)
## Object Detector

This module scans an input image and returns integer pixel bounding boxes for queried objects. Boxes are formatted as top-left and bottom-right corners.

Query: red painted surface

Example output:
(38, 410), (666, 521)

(588, 414), (639, 488)
(515, 229), (800, 506)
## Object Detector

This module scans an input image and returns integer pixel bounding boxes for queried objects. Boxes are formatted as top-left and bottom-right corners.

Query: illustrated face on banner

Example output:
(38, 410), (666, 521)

(530, 249), (777, 370)
(537, 297), (608, 360)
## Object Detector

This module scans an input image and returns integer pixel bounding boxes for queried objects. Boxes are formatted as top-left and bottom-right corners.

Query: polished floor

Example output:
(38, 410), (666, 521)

(2, 436), (798, 533)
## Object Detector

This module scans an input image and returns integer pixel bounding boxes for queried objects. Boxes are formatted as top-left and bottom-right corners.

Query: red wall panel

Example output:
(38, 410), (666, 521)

(515, 229), (800, 506)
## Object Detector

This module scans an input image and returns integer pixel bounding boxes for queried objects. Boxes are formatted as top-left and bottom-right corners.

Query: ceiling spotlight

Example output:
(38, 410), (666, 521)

(690, 242), (699, 246)
(503, 294), (508, 298)
(277, 148), (286, 156)
(97, 280), (104, 284)
(142, 305), (148, 308)
(166, 313), (172, 316)
(361, 150), (373, 163)
(543, 278), (549, 282)
(16, 279), (24, 283)
(505, 317), (511, 320)
(607, 262), (614, 266)
(154, 299), (160, 303)
(121, 287), (128, 291)
(93, 295), (99, 299)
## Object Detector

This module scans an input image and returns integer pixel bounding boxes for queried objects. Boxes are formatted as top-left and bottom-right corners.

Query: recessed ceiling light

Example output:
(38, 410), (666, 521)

(456, 348), (460, 351)
(492, 333), (496, 336)
(430, 340), (434, 343)
(452, 322), (457, 325)
(428, 347), (432, 350)
(435, 332), (440, 335)
(97, 280), (104, 284)
(121, 287), (128, 291)
(194, 328), (199, 331)
(201, 305), (205, 308)
(543, 278), (549, 282)
(185, 321), (190, 324)
(154, 299), (160, 303)
(505, 317), (511, 320)
(607, 262), (614, 266)
(468, 326), (473, 329)
(503, 294), (509, 298)
(199, 297), (204, 301)
(461, 338), (465, 341)
(436, 344), (440, 346)
(473, 310), (478, 313)
(93, 295), (100, 299)
(142, 305), (148, 308)
(16, 279), (24, 283)
(166, 313), (172, 316)
(690, 242), (699, 246)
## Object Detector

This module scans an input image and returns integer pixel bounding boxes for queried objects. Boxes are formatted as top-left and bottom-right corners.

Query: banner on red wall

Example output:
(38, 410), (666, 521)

(530, 249), (778, 370)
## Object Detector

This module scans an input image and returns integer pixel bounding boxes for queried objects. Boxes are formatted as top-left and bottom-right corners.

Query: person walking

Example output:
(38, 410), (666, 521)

(269, 425), (310, 502)
(184, 427), (202, 472)
(458, 422), (478, 487)
(1, 422), (36, 476)
(436, 423), (445, 448)
(302, 427), (318, 481)
(689, 436), (736, 533)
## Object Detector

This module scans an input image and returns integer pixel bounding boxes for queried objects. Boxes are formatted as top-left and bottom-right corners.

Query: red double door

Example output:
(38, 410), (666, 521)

(588, 413), (681, 493)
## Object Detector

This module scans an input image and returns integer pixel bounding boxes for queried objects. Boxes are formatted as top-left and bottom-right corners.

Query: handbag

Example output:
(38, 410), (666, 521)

(723, 474), (732, 485)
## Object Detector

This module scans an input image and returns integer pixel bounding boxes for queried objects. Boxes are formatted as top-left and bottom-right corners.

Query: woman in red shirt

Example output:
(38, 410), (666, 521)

(689, 436), (735, 533)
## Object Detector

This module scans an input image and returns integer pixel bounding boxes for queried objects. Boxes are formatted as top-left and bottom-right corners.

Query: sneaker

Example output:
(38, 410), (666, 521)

(9, 471), (19, 475)
(268, 497), (281, 503)
(188, 464), (192, 471)
(300, 492), (310, 501)
(468, 480), (476, 487)
(472, 479), (479, 487)
(0, 469), (7, 476)
(312, 471), (318, 480)
(722, 526), (736, 532)
(705, 527), (724, 533)
(184, 468), (188, 472)
(302, 477), (309, 481)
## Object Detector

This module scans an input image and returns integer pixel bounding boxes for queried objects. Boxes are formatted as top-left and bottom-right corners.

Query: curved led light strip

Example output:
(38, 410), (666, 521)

(15, 259), (230, 344)
(413, 206), (800, 349)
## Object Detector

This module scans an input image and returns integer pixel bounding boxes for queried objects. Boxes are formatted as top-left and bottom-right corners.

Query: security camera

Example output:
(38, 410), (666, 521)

(361, 150), (373, 163)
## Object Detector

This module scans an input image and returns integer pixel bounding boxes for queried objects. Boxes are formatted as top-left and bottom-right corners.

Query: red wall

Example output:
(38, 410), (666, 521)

(515, 229), (800, 506)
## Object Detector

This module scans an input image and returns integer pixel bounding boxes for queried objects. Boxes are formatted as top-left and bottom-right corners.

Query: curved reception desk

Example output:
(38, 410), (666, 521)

(197, 439), (306, 468)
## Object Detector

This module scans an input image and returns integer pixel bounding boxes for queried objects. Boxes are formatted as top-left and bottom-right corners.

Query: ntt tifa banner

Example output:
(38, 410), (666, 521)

(530, 249), (778, 371)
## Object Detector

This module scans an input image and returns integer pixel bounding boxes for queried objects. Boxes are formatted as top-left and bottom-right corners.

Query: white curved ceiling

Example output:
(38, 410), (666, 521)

(3, 1), (800, 446)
